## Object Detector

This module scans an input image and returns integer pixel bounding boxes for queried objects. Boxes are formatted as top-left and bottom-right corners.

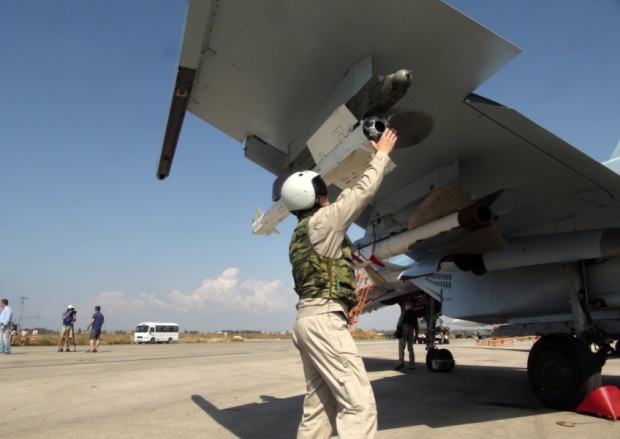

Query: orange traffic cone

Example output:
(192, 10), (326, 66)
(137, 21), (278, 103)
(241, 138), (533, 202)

(576, 386), (620, 421)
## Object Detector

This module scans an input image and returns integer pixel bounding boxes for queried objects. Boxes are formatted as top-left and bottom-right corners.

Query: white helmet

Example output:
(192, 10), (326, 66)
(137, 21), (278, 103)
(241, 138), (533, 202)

(280, 171), (327, 212)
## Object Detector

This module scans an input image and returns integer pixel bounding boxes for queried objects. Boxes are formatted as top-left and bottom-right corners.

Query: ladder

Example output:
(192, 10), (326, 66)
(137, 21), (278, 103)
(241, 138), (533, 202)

(348, 269), (373, 334)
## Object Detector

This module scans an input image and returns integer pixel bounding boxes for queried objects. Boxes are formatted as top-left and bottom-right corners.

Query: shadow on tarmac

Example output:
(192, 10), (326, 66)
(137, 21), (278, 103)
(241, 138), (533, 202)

(190, 355), (620, 437)
(191, 394), (301, 438)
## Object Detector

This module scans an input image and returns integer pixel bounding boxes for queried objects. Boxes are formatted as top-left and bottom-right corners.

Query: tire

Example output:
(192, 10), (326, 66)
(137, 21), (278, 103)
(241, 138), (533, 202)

(150, 337), (156, 344)
(426, 348), (454, 372)
(426, 348), (440, 371)
(138, 342), (143, 345)
(527, 333), (601, 410)
(615, 340), (620, 354)
(167, 338), (172, 344)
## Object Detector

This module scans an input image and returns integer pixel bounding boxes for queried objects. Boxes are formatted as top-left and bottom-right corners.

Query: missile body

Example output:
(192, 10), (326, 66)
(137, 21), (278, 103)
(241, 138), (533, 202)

(252, 67), (414, 237)
(480, 230), (620, 272)
(252, 202), (288, 236)
(399, 230), (620, 281)
(355, 204), (491, 263)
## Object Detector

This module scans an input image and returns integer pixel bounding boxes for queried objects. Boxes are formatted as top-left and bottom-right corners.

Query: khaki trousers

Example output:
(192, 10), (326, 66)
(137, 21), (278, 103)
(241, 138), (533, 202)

(397, 323), (415, 367)
(292, 311), (377, 439)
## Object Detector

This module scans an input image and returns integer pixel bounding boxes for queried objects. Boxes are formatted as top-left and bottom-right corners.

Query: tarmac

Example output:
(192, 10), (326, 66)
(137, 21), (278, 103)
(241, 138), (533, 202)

(1, 339), (619, 438)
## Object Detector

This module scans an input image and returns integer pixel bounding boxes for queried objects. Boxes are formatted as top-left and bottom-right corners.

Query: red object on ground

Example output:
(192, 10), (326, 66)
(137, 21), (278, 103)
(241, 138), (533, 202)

(576, 386), (620, 421)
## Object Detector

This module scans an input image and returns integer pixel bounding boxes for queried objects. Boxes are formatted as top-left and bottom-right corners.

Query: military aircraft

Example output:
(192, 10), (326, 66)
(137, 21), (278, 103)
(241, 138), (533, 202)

(156, 0), (620, 410)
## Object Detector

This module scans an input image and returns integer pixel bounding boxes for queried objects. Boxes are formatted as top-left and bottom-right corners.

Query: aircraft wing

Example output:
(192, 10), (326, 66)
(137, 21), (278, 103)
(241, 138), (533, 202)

(158, 0), (520, 181)
(158, 0), (620, 308)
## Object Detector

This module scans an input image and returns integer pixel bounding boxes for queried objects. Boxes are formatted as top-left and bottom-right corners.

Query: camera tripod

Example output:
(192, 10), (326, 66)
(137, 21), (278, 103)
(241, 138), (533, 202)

(57, 324), (76, 352)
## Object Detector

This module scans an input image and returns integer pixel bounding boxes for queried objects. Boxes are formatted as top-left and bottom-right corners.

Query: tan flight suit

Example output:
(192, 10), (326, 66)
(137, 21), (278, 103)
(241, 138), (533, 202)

(397, 305), (418, 369)
(290, 151), (393, 439)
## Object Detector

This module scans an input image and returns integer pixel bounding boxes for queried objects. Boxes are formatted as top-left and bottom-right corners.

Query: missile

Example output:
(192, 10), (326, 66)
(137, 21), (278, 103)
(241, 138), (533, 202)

(454, 230), (620, 274)
(355, 204), (492, 264)
(252, 67), (416, 236)
(251, 203), (288, 236)
(399, 229), (620, 281)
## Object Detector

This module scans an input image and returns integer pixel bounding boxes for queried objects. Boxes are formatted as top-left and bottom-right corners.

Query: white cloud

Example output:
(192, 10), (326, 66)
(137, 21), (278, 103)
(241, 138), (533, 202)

(37, 269), (297, 331)
(169, 268), (295, 314)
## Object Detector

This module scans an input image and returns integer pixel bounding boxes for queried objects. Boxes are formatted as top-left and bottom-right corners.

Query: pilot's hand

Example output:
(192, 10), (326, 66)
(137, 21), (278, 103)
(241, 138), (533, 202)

(370, 127), (397, 155)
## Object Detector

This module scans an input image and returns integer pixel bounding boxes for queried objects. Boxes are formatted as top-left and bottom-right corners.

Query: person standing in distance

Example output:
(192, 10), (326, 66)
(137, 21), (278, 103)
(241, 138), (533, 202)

(85, 306), (105, 353)
(0, 299), (14, 354)
(10, 323), (17, 345)
(281, 127), (397, 439)
(395, 301), (419, 371)
(59, 305), (76, 352)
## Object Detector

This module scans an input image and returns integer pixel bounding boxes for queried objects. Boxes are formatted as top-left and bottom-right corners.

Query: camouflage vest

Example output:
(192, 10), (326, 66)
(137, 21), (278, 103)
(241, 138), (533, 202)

(289, 216), (358, 311)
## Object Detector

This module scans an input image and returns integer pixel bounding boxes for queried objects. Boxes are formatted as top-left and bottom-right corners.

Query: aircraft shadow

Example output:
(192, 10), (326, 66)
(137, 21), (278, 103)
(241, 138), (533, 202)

(191, 355), (620, 437)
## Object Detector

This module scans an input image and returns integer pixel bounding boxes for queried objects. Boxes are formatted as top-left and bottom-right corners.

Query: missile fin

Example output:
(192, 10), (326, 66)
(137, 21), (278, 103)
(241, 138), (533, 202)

(253, 206), (263, 223)
(407, 182), (472, 230)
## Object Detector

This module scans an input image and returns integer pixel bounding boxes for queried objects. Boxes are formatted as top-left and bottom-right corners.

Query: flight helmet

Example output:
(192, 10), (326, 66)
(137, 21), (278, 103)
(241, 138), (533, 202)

(280, 171), (327, 212)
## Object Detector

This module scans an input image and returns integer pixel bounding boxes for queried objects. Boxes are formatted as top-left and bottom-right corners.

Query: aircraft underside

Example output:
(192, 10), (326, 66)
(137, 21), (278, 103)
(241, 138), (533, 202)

(364, 255), (620, 410)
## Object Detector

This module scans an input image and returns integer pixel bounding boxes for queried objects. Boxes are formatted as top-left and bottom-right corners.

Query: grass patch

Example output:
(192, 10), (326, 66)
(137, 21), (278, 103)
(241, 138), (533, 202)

(12, 328), (386, 346)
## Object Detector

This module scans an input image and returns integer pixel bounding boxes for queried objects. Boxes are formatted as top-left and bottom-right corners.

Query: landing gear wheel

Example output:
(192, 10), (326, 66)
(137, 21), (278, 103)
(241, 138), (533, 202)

(527, 333), (601, 410)
(426, 348), (439, 371)
(426, 348), (454, 372)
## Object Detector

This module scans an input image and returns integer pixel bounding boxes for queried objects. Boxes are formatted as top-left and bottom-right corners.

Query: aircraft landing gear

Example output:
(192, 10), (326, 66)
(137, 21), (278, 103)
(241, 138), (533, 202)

(526, 261), (611, 410)
(527, 333), (601, 410)
(424, 296), (455, 372)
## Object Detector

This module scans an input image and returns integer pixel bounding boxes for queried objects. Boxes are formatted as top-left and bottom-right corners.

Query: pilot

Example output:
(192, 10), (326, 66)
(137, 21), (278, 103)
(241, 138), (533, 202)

(395, 301), (419, 371)
(281, 127), (397, 439)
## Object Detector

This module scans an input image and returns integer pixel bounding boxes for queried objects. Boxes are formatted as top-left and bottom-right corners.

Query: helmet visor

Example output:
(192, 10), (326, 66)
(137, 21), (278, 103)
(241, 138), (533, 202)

(312, 176), (328, 197)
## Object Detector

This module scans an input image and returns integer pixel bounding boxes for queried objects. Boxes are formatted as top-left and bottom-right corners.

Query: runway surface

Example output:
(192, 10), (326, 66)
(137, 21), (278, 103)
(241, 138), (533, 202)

(2, 339), (619, 438)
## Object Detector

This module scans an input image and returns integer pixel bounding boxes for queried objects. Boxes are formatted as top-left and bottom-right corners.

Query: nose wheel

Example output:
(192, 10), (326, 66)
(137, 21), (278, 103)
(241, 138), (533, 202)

(424, 296), (455, 372)
(426, 348), (455, 372)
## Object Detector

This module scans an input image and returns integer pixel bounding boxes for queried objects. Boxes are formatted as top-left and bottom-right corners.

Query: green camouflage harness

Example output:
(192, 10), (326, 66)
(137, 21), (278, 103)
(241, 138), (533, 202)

(289, 216), (358, 311)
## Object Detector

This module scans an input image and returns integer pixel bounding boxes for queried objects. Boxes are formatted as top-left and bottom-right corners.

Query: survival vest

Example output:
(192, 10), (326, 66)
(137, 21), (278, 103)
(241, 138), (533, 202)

(289, 216), (358, 311)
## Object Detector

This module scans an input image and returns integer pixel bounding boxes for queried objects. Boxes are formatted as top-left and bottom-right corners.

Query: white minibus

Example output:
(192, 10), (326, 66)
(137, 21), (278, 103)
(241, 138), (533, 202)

(134, 322), (179, 344)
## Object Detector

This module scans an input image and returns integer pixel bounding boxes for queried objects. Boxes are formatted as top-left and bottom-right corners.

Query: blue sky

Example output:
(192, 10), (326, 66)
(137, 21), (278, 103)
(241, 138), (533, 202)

(1, 1), (619, 332)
